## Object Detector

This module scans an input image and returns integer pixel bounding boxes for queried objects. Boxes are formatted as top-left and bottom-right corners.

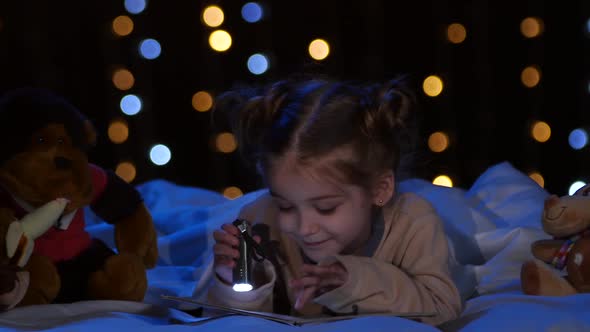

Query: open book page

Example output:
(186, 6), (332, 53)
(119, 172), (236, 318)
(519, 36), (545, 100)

(161, 295), (436, 326)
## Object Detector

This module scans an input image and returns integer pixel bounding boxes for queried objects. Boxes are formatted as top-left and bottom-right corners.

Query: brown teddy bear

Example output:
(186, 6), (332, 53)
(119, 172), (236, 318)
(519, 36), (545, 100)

(521, 187), (590, 296)
(0, 87), (158, 306)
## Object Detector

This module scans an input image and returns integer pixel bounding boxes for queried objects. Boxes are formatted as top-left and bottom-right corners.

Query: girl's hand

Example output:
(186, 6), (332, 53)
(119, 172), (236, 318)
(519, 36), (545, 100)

(212, 222), (261, 285)
(213, 223), (240, 285)
(289, 262), (348, 311)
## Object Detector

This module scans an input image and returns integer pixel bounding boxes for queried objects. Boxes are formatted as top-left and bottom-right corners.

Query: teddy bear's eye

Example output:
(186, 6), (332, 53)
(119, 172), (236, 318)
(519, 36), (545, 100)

(57, 138), (64, 144)
(37, 137), (45, 144)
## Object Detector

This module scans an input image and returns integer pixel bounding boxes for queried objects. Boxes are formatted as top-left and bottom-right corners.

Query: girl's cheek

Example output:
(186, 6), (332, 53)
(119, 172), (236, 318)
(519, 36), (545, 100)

(277, 215), (297, 233)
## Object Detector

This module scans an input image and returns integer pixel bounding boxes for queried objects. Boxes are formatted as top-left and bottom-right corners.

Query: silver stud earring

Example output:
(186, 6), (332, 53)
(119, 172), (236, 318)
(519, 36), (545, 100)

(378, 199), (384, 206)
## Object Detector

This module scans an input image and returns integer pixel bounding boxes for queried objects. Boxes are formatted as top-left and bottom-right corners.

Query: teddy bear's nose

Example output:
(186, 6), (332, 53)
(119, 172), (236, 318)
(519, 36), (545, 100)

(54, 156), (72, 170)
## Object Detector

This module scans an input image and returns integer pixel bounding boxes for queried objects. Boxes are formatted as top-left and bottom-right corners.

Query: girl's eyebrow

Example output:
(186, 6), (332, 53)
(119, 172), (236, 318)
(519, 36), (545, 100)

(269, 190), (343, 202)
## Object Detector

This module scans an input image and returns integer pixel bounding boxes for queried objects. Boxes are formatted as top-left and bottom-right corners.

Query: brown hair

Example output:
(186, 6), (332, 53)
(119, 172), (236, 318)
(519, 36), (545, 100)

(214, 77), (419, 189)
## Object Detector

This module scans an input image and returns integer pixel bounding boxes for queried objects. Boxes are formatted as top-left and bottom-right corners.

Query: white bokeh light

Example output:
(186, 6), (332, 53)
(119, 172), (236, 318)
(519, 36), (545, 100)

(150, 144), (172, 166)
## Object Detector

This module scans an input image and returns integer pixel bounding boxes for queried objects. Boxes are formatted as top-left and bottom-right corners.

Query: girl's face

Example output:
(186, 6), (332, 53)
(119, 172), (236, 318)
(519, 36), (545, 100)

(266, 153), (377, 263)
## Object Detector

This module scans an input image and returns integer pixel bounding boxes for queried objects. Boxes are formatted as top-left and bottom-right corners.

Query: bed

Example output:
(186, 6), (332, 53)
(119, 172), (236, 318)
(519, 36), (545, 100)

(0, 161), (588, 331)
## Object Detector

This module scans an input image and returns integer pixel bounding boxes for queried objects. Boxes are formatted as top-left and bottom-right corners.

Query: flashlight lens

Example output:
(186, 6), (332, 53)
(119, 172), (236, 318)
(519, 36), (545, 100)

(233, 283), (253, 292)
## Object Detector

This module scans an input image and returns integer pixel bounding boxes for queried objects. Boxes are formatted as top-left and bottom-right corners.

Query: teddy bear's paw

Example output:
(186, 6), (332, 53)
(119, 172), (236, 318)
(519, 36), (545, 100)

(521, 260), (542, 295)
(17, 254), (60, 306)
(88, 253), (147, 302)
(522, 260), (577, 296)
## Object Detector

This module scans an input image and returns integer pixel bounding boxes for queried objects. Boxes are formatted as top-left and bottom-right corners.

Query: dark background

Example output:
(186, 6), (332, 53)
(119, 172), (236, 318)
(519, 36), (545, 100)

(0, 1), (586, 196)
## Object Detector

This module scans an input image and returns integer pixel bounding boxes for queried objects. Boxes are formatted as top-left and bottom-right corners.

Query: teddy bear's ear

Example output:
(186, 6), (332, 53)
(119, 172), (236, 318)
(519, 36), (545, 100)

(83, 119), (97, 147)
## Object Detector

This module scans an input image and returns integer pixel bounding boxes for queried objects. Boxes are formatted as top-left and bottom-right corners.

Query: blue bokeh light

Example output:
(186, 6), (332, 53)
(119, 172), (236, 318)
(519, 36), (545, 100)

(139, 38), (161, 60)
(241, 2), (263, 23)
(568, 128), (588, 150)
(247, 53), (269, 75)
(120, 94), (142, 115)
(150, 144), (172, 166)
(124, 0), (147, 14)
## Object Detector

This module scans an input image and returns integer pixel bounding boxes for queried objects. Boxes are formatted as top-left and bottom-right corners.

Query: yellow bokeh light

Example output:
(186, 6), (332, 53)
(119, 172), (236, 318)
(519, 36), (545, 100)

(202, 5), (224, 27)
(428, 132), (450, 153)
(215, 132), (237, 153)
(531, 121), (551, 143)
(112, 68), (135, 91)
(116, 161), (136, 183)
(528, 172), (545, 188)
(223, 186), (243, 200)
(209, 30), (232, 52)
(423, 75), (444, 97)
(108, 120), (129, 144)
(308, 39), (330, 61)
(520, 17), (543, 38)
(447, 23), (467, 44)
(433, 175), (453, 188)
(112, 15), (134, 37)
(192, 91), (213, 112)
(521, 66), (541, 88)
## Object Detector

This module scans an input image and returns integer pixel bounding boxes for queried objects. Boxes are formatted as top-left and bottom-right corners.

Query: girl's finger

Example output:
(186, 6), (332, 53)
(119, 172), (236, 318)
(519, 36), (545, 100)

(221, 223), (239, 236)
(289, 275), (320, 289)
(213, 243), (239, 258)
(213, 230), (239, 246)
(294, 285), (318, 311)
(214, 255), (236, 268)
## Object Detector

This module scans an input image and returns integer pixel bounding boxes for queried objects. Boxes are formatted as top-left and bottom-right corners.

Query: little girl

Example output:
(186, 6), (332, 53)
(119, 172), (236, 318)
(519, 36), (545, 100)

(207, 77), (462, 326)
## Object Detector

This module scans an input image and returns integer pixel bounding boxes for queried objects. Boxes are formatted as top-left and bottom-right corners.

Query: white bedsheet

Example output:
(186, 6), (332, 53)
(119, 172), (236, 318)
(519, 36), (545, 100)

(0, 161), (587, 332)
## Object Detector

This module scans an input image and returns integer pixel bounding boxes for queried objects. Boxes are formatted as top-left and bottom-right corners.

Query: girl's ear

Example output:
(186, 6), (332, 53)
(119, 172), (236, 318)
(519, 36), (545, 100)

(372, 170), (395, 206)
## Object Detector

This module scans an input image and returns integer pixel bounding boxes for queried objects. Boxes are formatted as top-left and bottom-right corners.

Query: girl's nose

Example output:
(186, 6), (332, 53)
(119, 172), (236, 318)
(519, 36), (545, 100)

(297, 215), (319, 237)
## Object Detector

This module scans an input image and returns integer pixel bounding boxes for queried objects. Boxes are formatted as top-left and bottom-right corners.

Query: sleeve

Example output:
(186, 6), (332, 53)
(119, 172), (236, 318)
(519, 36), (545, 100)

(314, 213), (462, 326)
(89, 164), (143, 224)
(207, 259), (276, 312)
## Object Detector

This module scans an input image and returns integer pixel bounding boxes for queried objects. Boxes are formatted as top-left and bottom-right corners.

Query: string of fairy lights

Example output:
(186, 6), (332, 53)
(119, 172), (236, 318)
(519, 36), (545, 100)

(0, 2), (584, 198)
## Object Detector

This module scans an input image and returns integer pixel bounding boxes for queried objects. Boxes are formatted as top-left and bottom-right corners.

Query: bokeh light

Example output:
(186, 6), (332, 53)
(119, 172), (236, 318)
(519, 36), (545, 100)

(223, 186), (244, 200)
(521, 66), (541, 88)
(423, 75), (444, 97)
(569, 181), (586, 196)
(433, 175), (453, 188)
(247, 53), (269, 75)
(447, 23), (467, 44)
(192, 91), (214, 112)
(112, 15), (134, 37)
(215, 132), (237, 153)
(150, 144), (172, 166)
(139, 38), (161, 60)
(116, 161), (137, 183)
(528, 172), (544, 188)
(107, 119), (129, 144)
(124, 0), (146, 15)
(112, 68), (135, 91)
(428, 131), (450, 153)
(202, 5), (224, 27)
(520, 17), (543, 38)
(209, 30), (232, 52)
(569, 128), (588, 150)
(242, 2), (263, 23)
(120, 94), (142, 115)
(308, 39), (330, 60)
(531, 121), (551, 143)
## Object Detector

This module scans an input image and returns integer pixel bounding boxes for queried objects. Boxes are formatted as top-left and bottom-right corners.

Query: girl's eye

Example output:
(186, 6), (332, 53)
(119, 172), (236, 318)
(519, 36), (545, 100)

(278, 205), (294, 212)
(37, 137), (46, 144)
(316, 206), (337, 215)
(57, 138), (64, 144)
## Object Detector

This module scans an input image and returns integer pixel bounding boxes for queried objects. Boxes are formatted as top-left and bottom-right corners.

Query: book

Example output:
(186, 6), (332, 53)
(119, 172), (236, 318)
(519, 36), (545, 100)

(161, 294), (436, 327)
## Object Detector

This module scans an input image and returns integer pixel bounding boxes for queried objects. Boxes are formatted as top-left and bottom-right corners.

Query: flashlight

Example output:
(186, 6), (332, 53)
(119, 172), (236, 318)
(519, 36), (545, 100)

(231, 219), (267, 292)
(232, 219), (253, 292)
